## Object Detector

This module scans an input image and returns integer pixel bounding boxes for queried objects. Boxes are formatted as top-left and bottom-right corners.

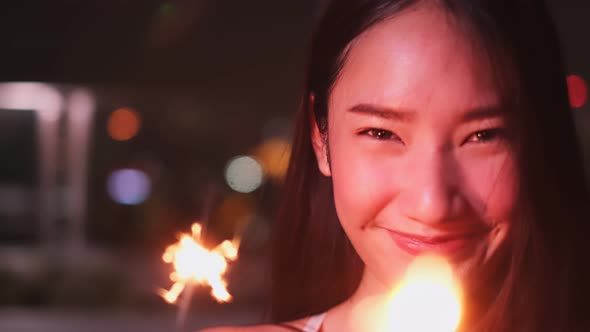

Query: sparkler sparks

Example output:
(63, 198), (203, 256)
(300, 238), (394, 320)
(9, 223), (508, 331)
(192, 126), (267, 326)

(386, 255), (462, 332)
(351, 255), (463, 332)
(159, 222), (240, 304)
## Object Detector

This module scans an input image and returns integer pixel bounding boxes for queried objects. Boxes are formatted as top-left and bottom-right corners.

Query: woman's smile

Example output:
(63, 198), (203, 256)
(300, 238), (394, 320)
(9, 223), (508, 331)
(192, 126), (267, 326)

(385, 228), (491, 257)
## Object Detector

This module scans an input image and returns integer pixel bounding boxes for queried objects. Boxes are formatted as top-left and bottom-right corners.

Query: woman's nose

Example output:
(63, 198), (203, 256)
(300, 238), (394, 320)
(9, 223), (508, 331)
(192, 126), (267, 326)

(397, 150), (466, 225)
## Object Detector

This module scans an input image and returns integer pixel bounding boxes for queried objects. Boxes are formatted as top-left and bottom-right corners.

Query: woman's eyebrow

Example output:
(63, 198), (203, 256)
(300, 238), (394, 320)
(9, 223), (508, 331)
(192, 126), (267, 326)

(461, 106), (503, 122)
(347, 103), (416, 122)
(348, 103), (502, 123)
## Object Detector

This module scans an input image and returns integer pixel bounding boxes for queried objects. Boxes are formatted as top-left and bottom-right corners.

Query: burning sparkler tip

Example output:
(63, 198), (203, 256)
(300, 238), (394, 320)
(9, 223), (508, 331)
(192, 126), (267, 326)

(191, 223), (203, 238)
(160, 222), (241, 305)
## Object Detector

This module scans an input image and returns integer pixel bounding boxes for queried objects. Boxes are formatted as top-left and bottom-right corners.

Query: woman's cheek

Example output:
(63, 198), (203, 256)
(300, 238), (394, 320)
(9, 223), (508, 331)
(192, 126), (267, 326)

(461, 154), (518, 224)
(331, 152), (395, 228)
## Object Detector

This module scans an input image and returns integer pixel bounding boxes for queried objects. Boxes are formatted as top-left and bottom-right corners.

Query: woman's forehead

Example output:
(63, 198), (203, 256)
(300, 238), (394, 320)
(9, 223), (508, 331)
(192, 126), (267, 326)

(329, 4), (499, 115)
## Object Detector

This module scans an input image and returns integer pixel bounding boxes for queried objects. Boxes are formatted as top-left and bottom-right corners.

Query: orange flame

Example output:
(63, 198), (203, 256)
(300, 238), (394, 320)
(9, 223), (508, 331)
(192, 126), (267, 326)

(159, 223), (240, 303)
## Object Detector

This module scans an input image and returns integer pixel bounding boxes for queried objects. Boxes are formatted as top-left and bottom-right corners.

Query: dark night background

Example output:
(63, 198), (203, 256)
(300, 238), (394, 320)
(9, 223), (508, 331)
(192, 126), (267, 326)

(0, 1), (588, 331)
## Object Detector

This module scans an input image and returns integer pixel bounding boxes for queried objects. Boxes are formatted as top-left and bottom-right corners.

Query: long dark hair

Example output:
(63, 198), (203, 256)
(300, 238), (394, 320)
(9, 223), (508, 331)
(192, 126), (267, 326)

(271, 0), (590, 330)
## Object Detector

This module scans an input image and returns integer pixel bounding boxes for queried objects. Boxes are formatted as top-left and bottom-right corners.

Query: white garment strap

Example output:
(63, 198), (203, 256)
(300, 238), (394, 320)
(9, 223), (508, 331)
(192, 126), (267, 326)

(303, 312), (327, 332)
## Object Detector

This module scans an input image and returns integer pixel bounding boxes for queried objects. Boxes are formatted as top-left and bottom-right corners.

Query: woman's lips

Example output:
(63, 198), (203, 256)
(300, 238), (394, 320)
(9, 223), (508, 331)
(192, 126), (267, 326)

(387, 229), (487, 257)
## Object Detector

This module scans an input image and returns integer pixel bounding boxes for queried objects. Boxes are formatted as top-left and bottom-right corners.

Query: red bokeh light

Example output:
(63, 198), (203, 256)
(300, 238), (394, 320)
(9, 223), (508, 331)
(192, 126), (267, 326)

(107, 107), (141, 141)
(566, 75), (588, 109)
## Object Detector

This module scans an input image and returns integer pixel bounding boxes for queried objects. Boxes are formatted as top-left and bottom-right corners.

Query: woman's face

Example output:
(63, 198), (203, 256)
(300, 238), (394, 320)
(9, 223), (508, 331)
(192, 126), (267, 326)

(312, 5), (517, 288)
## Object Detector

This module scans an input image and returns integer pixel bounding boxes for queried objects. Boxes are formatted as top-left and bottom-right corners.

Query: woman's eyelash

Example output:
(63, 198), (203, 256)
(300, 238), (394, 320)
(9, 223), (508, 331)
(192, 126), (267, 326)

(465, 128), (507, 144)
(359, 128), (402, 142)
(357, 127), (506, 145)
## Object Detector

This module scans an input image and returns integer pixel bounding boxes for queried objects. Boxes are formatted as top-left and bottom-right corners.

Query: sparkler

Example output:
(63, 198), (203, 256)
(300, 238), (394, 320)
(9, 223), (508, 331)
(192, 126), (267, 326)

(352, 255), (463, 332)
(387, 255), (462, 332)
(159, 222), (240, 331)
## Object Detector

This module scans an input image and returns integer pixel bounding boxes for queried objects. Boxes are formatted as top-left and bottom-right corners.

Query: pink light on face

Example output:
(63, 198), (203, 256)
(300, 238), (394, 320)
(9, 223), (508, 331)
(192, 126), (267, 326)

(566, 75), (588, 109)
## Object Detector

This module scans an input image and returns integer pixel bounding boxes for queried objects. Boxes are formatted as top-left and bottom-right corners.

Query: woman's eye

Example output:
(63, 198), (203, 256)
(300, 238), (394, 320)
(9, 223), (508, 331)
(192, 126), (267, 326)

(465, 128), (506, 144)
(360, 128), (402, 142)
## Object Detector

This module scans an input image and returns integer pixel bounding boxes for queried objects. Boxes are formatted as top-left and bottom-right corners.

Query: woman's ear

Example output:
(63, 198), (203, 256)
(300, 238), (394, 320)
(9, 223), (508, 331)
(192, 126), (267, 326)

(309, 94), (332, 177)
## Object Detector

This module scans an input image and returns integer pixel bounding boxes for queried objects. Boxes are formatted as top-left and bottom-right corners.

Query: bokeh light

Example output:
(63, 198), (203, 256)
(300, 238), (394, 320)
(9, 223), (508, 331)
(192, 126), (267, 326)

(107, 107), (141, 141)
(107, 169), (151, 205)
(0, 82), (63, 122)
(252, 138), (291, 182)
(224, 156), (264, 193)
(566, 75), (588, 108)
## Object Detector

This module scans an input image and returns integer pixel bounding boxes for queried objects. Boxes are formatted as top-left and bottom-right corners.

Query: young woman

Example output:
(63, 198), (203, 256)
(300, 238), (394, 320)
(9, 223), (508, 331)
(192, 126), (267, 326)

(205, 0), (590, 331)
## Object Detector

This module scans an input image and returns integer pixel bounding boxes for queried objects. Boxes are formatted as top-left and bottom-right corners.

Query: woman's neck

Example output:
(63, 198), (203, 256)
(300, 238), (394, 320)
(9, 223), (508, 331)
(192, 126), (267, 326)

(323, 269), (396, 332)
(350, 268), (391, 302)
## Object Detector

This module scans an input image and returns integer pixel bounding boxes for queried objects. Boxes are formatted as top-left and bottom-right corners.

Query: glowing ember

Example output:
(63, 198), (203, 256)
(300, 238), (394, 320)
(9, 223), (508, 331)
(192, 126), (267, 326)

(386, 255), (462, 332)
(159, 223), (240, 303)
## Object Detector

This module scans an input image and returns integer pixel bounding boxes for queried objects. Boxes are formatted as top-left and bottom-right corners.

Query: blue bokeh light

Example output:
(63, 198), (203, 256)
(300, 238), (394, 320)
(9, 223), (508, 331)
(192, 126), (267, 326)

(107, 169), (151, 205)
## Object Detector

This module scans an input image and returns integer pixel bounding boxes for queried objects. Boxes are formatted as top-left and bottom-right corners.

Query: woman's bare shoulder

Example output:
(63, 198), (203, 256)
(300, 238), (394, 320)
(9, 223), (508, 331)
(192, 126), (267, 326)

(198, 317), (309, 332)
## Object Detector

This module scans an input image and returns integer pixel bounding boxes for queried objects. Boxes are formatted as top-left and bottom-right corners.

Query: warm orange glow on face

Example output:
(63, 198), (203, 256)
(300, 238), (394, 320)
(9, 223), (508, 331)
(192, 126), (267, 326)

(159, 223), (240, 303)
(107, 107), (141, 141)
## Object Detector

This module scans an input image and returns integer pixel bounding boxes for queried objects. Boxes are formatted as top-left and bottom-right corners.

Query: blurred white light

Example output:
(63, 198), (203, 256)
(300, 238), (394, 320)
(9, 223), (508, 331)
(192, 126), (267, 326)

(0, 82), (63, 122)
(67, 89), (95, 125)
(107, 169), (151, 205)
(224, 156), (263, 193)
